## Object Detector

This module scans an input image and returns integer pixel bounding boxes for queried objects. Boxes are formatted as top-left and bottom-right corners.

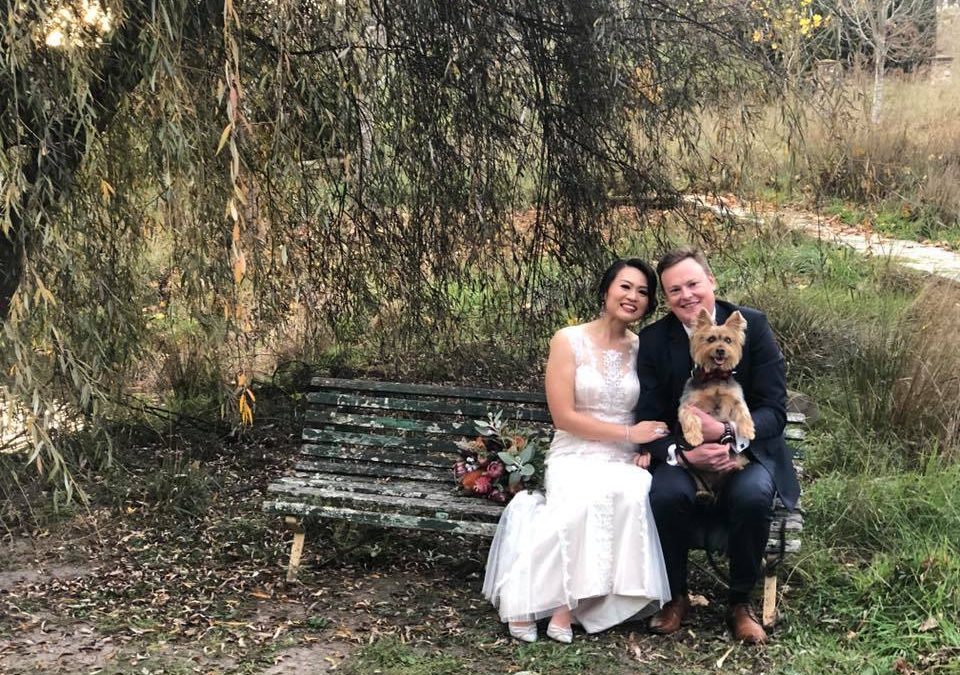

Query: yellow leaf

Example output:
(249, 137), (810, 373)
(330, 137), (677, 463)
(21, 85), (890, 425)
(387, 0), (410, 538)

(238, 390), (254, 426)
(216, 123), (233, 155)
(100, 179), (115, 202)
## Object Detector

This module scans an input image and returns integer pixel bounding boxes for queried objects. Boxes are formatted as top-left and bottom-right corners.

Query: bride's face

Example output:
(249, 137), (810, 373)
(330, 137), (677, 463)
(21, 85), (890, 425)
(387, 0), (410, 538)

(603, 267), (650, 323)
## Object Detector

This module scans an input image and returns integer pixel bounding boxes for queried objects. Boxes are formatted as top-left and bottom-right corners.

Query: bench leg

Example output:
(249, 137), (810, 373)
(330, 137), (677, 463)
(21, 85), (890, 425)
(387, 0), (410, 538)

(762, 554), (778, 628)
(285, 516), (306, 582)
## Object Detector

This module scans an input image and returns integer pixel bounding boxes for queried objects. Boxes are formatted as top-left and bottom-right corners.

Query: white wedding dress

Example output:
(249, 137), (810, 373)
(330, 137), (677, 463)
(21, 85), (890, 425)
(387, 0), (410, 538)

(482, 324), (671, 633)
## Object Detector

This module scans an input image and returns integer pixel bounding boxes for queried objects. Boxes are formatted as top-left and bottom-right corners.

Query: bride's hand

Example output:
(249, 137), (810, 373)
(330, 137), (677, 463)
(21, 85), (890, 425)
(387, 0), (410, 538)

(633, 452), (651, 469)
(630, 421), (669, 444)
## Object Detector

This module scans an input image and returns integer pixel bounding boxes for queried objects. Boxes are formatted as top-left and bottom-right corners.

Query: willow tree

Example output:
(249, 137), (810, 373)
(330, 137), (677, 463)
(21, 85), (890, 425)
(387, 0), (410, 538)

(1, 0), (777, 498)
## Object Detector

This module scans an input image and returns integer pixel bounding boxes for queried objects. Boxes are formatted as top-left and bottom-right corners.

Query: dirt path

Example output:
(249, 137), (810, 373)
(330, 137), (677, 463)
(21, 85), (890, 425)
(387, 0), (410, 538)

(685, 195), (960, 282)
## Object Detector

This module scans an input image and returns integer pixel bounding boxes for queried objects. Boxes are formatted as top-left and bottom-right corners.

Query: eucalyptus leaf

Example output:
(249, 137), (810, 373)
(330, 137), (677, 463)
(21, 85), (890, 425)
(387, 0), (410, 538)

(519, 445), (534, 464)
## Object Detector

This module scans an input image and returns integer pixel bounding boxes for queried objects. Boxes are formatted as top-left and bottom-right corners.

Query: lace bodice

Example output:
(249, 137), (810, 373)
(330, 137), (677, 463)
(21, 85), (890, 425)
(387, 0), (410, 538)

(547, 324), (640, 462)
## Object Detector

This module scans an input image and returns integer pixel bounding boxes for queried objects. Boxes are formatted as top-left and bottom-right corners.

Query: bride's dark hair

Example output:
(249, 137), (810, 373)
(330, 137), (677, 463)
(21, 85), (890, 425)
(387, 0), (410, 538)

(596, 259), (658, 318)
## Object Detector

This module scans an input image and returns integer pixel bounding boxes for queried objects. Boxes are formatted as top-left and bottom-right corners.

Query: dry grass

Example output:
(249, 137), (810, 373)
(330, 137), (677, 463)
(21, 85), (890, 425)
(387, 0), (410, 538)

(893, 278), (960, 460)
(687, 11), (960, 228)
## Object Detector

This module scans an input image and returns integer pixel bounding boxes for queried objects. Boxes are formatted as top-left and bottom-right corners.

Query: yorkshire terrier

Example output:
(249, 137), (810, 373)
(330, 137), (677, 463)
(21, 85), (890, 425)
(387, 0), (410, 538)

(678, 308), (755, 504)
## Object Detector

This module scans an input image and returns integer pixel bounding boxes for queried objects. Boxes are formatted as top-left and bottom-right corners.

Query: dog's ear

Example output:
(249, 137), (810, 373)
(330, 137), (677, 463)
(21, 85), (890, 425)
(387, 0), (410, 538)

(724, 311), (747, 334)
(695, 308), (714, 330)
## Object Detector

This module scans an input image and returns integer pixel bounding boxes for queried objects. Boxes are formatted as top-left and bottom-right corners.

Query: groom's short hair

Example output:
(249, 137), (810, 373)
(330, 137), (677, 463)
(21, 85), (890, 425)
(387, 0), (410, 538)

(656, 247), (713, 280)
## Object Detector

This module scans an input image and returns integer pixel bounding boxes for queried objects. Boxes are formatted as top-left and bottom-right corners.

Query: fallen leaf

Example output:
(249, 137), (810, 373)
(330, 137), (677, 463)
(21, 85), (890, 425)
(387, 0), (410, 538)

(919, 616), (939, 632)
(716, 645), (735, 669)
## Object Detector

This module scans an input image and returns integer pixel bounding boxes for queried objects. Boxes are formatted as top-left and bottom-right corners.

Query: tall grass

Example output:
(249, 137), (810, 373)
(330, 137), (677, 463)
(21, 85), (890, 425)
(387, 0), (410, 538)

(711, 233), (960, 672)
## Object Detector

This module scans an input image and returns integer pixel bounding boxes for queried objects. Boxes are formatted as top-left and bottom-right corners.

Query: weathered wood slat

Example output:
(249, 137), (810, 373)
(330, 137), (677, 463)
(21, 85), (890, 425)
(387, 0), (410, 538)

(266, 483), (502, 521)
(784, 427), (805, 441)
(305, 410), (499, 437)
(301, 428), (456, 452)
(311, 377), (546, 404)
(294, 458), (453, 482)
(766, 539), (800, 554)
(786, 412), (806, 424)
(263, 500), (500, 537)
(276, 474), (460, 500)
(299, 443), (453, 469)
(770, 512), (803, 530)
(306, 392), (551, 422)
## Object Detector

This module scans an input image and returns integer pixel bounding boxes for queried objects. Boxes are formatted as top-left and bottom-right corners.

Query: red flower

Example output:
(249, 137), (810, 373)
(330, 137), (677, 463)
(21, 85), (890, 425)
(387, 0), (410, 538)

(453, 461), (467, 479)
(460, 470), (484, 492)
(485, 461), (504, 479)
(473, 475), (492, 495)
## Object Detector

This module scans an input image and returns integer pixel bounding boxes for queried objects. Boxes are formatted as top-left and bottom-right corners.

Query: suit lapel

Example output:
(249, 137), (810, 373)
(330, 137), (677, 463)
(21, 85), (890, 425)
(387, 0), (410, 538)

(668, 316), (692, 402)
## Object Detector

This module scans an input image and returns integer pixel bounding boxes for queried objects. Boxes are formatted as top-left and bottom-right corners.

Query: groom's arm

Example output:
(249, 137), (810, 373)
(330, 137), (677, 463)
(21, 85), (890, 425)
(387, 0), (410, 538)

(742, 309), (787, 443)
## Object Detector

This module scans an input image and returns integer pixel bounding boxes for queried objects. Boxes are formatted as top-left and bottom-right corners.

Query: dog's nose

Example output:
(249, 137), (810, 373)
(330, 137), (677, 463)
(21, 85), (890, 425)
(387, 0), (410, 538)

(716, 348), (725, 357)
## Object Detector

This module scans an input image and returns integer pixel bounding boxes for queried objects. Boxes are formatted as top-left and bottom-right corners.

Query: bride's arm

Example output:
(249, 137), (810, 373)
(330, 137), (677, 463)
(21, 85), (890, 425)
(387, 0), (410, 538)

(545, 330), (667, 444)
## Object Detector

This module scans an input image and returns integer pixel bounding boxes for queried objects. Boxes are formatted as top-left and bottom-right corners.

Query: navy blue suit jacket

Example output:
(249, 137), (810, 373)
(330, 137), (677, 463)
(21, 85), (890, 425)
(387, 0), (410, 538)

(634, 300), (800, 510)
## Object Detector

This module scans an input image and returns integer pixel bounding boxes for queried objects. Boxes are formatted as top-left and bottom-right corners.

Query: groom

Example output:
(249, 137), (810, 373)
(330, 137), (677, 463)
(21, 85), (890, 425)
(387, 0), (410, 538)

(634, 247), (800, 644)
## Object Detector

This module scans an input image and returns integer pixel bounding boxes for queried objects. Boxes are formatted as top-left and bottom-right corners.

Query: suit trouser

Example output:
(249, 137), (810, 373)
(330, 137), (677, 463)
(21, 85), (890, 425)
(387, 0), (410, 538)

(649, 461), (775, 605)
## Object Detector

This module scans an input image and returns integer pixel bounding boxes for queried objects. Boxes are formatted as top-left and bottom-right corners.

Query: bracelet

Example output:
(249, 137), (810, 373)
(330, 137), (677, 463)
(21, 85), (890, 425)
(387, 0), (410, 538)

(719, 421), (735, 446)
(624, 425), (631, 443)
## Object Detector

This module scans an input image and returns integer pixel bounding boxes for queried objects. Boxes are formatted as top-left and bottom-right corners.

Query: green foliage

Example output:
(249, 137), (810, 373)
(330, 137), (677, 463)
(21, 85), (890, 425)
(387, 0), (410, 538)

(337, 638), (464, 675)
(785, 466), (960, 672)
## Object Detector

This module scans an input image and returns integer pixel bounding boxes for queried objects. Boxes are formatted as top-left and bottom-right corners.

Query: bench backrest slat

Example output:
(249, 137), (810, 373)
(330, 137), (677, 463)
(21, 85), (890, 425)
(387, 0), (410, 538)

(302, 429), (458, 451)
(300, 378), (805, 484)
(300, 443), (452, 469)
(296, 458), (452, 482)
(305, 410), (549, 437)
(311, 377), (547, 403)
(306, 391), (553, 423)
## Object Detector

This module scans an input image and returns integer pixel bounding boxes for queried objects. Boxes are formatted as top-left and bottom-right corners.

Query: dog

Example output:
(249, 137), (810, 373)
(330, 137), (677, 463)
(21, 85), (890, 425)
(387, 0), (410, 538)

(677, 308), (755, 504)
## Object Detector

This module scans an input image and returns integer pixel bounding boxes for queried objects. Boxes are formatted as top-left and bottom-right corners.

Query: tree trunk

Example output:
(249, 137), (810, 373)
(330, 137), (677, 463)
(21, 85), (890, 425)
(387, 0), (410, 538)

(871, 36), (886, 125)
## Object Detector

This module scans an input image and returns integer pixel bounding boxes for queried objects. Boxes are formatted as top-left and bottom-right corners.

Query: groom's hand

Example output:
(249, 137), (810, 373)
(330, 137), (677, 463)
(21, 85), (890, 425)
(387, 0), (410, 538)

(682, 443), (739, 473)
(684, 405), (725, 442)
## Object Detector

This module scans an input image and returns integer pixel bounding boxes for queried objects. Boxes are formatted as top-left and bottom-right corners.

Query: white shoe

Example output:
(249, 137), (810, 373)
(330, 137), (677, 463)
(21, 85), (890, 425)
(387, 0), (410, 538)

(546, 622), (573, 644)
(508, 622), (538, 643)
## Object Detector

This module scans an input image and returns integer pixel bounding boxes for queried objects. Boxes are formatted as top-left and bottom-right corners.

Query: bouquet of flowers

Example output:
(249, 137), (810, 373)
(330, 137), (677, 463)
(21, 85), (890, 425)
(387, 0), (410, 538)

(453, 410), (546, 504)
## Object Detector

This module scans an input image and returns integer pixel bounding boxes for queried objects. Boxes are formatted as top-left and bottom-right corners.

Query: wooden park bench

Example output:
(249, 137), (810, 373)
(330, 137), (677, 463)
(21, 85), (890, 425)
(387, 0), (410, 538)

(263, 377), (805, 627)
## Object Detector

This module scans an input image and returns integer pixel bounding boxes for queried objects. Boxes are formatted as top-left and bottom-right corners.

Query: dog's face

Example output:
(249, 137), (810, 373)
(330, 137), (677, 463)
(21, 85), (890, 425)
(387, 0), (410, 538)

(689, 308), (746, 372)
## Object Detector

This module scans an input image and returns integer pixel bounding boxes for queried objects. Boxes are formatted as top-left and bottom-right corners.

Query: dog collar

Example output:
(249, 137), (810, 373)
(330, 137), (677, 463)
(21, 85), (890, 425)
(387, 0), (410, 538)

(692, 367), (735, 383)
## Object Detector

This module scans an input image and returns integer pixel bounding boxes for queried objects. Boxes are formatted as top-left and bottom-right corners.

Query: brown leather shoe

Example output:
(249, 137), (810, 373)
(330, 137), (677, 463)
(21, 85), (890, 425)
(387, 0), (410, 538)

(727, 603), (767, 644)
(649, 596), (690, 634)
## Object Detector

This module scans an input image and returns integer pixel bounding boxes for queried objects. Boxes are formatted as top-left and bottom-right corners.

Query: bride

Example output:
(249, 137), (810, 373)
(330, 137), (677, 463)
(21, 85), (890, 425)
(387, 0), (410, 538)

(482, 258), (671, 643)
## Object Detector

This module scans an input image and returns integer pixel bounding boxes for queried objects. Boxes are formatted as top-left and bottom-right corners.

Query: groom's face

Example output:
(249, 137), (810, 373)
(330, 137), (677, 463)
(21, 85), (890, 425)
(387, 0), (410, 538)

(660, 257), (717, 327)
